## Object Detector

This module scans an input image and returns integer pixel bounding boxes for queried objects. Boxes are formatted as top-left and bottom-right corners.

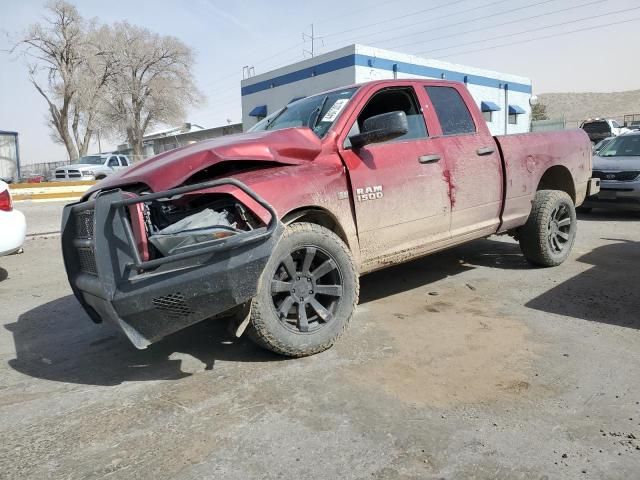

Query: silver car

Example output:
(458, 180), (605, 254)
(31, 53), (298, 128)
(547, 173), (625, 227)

(583, 132), (640, 211)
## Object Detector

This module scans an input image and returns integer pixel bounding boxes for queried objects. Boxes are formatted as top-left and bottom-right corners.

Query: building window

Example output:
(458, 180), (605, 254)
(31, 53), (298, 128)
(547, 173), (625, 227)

(483, 111), (493, 122)
(508, 105), (525, 125)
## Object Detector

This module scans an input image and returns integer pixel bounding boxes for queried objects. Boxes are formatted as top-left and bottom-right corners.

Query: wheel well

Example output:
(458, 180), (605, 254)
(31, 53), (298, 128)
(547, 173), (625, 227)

(282, 208), (350, 246)
(537, 166), (576, 203)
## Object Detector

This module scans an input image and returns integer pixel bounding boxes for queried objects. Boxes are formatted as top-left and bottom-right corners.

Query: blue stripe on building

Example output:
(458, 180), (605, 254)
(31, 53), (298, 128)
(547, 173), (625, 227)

(241, 54), (532, 96)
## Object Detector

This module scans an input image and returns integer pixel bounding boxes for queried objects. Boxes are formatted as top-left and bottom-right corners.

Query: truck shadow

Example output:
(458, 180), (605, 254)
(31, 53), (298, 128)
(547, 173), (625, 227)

(0, 267), (7, 283)
(360, 237), (527, 303)
(5, 295), (285, 386)
(526, 239), (640, 329)
(6, 237), (532, 387)
(578, 210), (640, 222)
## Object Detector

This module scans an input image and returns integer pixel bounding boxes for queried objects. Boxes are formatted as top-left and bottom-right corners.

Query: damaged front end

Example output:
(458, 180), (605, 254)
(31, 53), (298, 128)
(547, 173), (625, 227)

(61, 178), (283, 349)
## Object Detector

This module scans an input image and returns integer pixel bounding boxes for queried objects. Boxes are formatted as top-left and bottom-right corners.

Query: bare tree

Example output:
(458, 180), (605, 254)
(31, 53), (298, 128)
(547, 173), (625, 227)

(102, 23), (203, 157)
(69, 25), (118, 156)
(13, 1), (114, 160)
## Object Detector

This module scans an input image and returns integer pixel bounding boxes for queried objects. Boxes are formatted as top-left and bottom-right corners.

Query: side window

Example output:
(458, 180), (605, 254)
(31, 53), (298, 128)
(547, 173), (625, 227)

(350, 87), (428, 145)
(425, 86), (476, 136)
(107, 156), (119, 167)
(119, 156), (129, 166)
(611, 120), (621, 129)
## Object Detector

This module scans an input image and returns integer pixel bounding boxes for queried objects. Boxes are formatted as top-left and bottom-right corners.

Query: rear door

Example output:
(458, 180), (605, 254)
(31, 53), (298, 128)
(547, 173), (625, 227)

(422, 84), (503, 238)
(338, 85), (451, 266)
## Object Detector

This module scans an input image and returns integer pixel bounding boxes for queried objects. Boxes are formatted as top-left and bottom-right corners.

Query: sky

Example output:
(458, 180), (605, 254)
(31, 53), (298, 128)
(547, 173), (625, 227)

(1, 0), (639, 165)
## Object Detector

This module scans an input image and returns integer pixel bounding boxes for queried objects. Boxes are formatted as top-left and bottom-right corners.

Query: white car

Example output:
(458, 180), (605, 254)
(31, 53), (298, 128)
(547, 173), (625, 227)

(53, 154), (131, 181)
(0, 181), (26, 256)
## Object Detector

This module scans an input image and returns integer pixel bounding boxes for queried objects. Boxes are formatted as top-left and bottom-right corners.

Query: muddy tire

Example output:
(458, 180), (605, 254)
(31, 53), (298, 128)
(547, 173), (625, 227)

(247, 222), (359, 357)
(518, 190), (577, 267)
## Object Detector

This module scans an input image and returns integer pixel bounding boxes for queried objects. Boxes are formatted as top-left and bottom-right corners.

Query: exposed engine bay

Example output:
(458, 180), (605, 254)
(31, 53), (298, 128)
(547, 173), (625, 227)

(130, 192), (263, 261)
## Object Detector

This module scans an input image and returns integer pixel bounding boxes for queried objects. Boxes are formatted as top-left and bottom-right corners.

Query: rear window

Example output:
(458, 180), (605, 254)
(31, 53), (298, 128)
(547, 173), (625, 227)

(425, 86), (476, 136)
(581, 121), (610, 134)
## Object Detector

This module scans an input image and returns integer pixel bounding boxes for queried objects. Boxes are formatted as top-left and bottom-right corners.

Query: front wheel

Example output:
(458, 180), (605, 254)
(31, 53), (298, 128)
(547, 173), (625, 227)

(248, 222), (359, 357)
(518, 190), (577, 267)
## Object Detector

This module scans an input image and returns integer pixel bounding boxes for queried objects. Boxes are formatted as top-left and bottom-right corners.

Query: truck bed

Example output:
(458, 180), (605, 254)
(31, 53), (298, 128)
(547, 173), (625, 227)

(495, 129), (592, 232)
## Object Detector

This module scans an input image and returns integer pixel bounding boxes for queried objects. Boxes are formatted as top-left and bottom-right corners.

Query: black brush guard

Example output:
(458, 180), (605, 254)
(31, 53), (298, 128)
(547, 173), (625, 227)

(61, 178), (284, 349)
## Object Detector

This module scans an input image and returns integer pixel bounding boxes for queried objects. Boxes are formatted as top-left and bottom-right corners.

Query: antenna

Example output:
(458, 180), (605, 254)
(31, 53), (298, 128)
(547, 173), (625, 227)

(242, 66), (255, 79)
(302, 24), (324, 58)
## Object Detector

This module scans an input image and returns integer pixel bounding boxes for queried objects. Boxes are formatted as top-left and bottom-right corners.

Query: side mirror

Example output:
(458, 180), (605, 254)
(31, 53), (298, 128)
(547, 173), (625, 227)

(349, 111), (409, 149)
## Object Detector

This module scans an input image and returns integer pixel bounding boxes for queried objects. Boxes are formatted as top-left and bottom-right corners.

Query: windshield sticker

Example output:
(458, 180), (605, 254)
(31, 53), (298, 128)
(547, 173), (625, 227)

(321, 98), (349, 122)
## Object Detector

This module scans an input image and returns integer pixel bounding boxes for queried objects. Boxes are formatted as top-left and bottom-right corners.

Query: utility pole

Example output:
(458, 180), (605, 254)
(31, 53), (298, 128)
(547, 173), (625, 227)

(303, 24), (323, 58)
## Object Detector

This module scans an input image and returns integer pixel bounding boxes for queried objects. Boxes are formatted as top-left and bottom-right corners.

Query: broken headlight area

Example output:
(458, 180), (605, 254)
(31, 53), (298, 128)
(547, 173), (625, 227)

(130, 192), (264, 261)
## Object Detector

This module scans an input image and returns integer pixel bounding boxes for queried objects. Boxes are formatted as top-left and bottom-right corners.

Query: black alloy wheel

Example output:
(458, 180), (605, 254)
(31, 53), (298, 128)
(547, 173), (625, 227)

(269, 246), (343, 334)
(547, 203), (573, 254)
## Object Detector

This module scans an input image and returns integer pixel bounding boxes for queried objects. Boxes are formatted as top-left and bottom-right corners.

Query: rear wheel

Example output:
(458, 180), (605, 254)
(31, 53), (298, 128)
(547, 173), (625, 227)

(519, 190), (577, 267)
(248, 222), (358, 357)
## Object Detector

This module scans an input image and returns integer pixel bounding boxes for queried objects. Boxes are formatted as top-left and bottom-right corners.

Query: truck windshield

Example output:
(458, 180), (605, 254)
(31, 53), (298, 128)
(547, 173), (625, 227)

(249, 87), (357, 138)
(71, 156), (104, 165)
(598, 135), (640, 157)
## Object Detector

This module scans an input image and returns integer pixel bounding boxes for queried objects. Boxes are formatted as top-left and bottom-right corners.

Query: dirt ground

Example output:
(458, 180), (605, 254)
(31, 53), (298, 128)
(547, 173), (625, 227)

(0, 207), (639, 479)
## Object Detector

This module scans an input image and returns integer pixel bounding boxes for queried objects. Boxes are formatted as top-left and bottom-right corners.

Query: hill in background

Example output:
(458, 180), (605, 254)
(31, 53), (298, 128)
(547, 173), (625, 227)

(538, 90), (640, 127)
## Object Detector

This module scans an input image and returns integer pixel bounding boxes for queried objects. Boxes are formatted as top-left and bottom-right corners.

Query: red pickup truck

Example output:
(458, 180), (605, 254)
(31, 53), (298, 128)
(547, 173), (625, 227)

(61, 79), (599, 357)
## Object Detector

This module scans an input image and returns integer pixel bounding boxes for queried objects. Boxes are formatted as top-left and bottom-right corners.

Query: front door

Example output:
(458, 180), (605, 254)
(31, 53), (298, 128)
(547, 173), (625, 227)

(338, 86), (452, 269)
(107, 156), (120, 171)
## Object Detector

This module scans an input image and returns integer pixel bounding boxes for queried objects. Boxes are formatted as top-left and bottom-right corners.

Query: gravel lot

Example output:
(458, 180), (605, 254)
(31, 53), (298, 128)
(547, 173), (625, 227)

(0, 204), (639, 479)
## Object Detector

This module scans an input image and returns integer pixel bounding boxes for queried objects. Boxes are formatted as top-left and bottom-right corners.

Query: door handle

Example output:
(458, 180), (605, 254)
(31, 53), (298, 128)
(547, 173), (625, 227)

(476, 146), (495, 156)
(418, 154), (441, 164)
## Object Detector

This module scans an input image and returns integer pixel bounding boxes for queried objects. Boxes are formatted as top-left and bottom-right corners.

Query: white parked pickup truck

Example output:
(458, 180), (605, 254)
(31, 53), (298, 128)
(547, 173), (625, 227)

(580, 118), (630, 144)
(53, 154), (131, 181)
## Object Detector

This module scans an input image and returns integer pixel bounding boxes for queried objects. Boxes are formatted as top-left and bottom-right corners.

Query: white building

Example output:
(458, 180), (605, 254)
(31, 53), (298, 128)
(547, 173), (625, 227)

(241, 44), (532, 136)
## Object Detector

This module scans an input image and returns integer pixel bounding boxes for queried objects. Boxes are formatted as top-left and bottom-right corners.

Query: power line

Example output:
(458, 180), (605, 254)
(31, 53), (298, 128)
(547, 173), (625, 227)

(435, 15), (640, 60)
(333, 0), (557, 52)
(389, 0), (606, 52)
(202, 2), (610, 110)
(321, 0), (510, 48)
(417, 3), (640, 56)
(197, 0), (402, 88)
(198, 0), (542, 95)
(322, 0), (470, 39)
(314, 0), (403, 26)
(199, 41), (305, 91)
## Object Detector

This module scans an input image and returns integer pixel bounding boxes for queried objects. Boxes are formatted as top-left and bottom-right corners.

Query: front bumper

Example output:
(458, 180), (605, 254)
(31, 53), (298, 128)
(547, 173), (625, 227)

(0, 208), (26, 256)
(61, 178), (283, 348)
(53, 173), (96, 182)
(582, 178), (640, 210)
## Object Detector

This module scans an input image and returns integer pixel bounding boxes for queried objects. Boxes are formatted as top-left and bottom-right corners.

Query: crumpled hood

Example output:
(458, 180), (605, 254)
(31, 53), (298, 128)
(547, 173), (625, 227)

(593, 155), (640, 171)
(87, 127), (323, 194)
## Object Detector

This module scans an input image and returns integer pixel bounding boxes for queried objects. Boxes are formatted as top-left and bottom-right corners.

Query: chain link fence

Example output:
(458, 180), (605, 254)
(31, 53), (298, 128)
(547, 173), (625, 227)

(19, 161), (68, 181)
